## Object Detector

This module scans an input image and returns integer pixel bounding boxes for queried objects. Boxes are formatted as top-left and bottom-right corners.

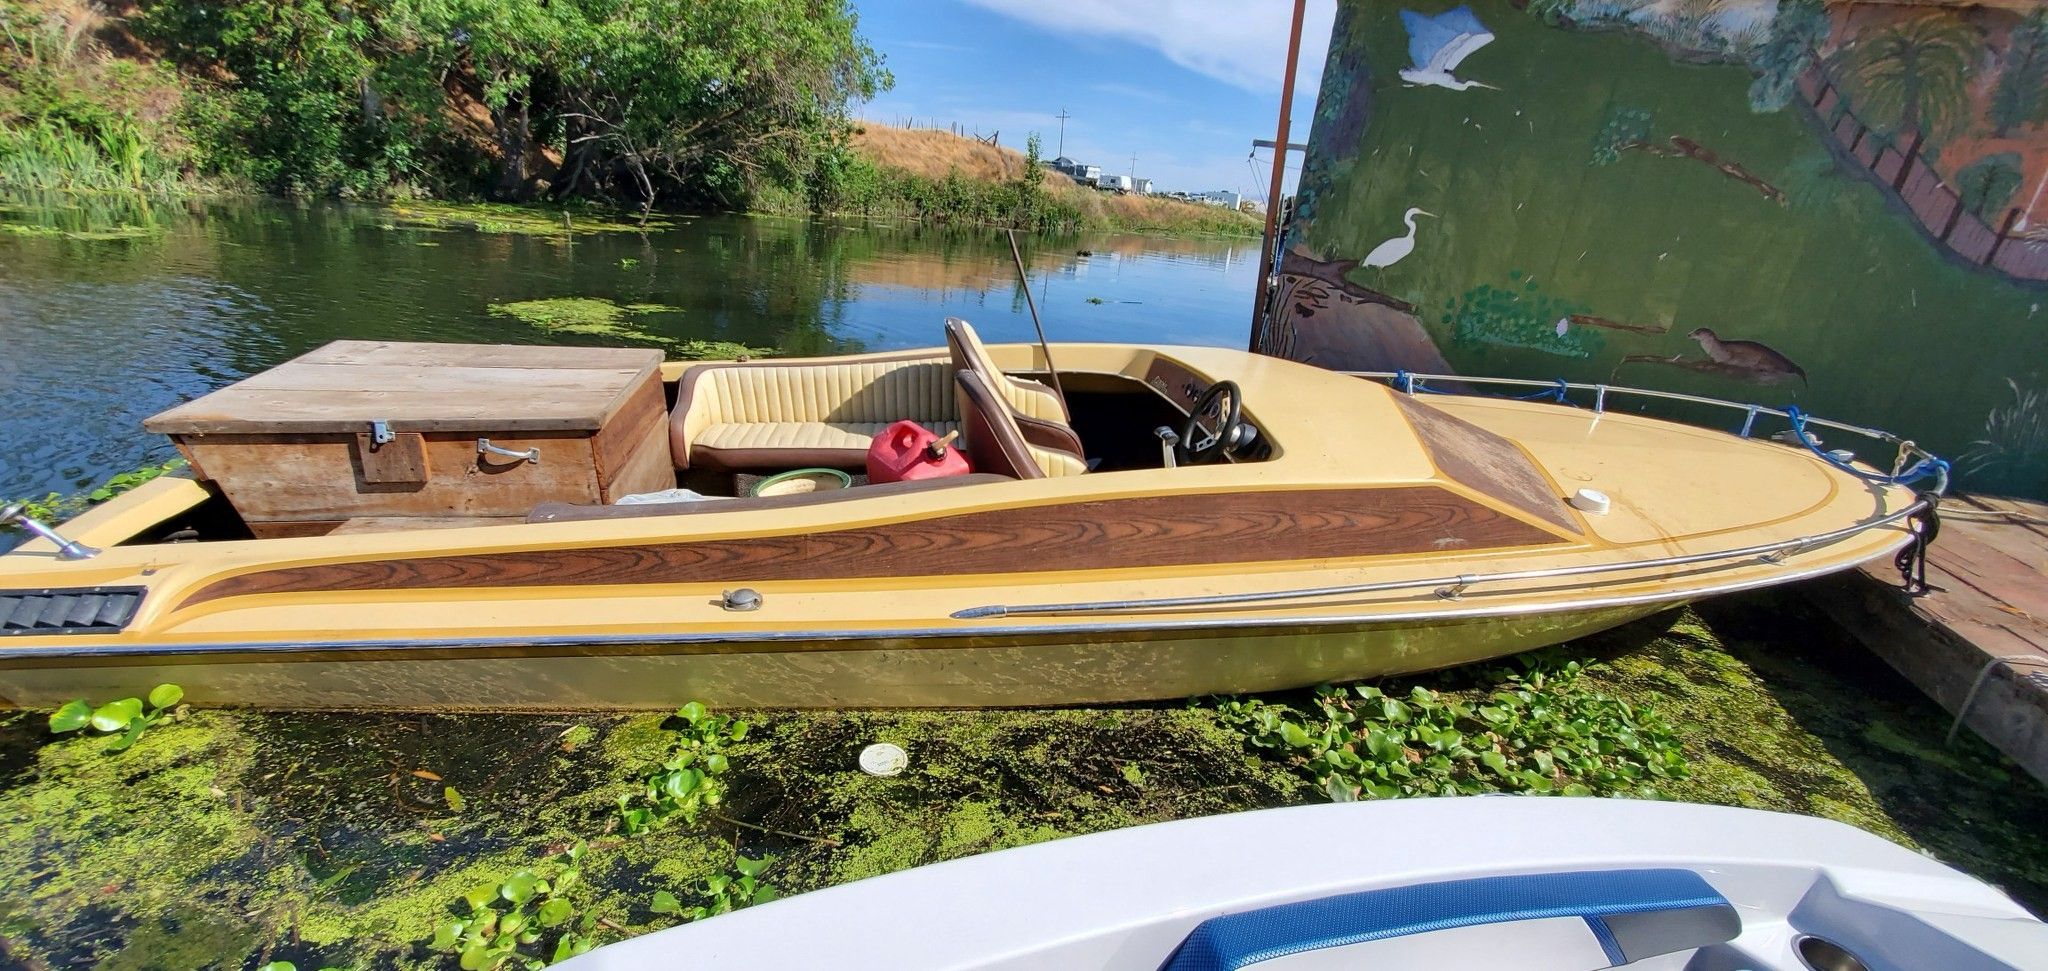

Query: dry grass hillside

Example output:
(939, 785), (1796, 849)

(849, 123), (1262, 237)
(851, 125), (1040, 183)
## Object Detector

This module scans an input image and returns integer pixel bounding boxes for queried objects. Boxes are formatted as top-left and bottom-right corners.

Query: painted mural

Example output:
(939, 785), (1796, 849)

(1270, 0), (2048, 498)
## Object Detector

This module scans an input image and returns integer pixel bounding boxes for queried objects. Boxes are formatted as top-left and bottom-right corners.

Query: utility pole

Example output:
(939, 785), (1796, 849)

(1055, 107), (1071, 157)
(1129, 152), (1137, 177)
(1249, 0), (1308, 354)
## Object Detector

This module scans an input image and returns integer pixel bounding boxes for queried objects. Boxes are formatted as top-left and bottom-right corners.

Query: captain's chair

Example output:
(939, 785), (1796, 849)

(956, 370), (1087, 478)
(943, 317), (1086, 476)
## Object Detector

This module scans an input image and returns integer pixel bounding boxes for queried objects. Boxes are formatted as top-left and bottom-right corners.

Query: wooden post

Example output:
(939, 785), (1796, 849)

(1249, 0), (1309, 356)
(1894, 129), (1925, 191)
(1986, 208), (2022, 266)
(1939, 191), (1966, 242)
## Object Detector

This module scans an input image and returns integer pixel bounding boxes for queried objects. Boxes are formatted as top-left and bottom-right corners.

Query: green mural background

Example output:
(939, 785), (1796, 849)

(1273, 0), (2048, 498)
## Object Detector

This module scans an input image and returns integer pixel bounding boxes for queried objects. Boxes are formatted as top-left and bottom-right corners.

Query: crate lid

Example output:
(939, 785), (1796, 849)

(144, 341), (665, 436)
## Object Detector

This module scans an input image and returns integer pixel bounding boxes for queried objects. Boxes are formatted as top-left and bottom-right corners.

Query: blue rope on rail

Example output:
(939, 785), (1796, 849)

(1390, 370), (1452, 395)
(1512, 379), (1571, 402)
(1783, 405), (1949, 487)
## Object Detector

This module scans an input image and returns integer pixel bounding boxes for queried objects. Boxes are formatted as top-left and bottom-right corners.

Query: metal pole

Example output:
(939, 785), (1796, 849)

(1006, 229), (1069, 410)
(1249, 0), (1309, 353)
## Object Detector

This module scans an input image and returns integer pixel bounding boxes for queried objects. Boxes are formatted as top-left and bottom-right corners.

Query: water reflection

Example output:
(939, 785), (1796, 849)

(0, 201), (1257, 501)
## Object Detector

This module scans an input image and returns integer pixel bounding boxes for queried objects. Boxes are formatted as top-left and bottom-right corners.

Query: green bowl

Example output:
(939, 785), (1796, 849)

(750, 467), (854, 498)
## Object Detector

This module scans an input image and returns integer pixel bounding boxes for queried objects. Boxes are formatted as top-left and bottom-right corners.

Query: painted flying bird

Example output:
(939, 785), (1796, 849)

(1399, 6), (1499, 91)
(1363, 208), (1434, 269)
(1688, 328), (1808, 384)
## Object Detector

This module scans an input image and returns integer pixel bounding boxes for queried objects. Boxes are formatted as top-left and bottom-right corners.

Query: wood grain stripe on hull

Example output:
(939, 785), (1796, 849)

(181, 487), (1566, 607)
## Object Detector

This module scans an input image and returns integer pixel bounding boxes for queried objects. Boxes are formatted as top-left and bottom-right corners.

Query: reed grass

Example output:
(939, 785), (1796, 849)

(0, 118), (178, 194)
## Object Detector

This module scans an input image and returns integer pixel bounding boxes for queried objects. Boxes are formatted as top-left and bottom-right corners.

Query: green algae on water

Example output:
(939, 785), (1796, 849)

(0, 222), (162, 240)
(386, 201), (667, 238)
(1, 594), (2044, 968)
(486, 297), (770, 361)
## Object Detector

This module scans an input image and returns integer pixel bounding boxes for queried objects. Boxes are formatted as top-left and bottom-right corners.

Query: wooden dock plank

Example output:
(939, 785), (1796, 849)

(1956, 493), (2048, 540)
(1805, 495), (2048, 787)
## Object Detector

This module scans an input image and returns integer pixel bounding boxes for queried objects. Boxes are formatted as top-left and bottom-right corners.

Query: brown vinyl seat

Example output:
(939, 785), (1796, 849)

(956, 370), (1088, 479)
(943, 317), (1086, 475)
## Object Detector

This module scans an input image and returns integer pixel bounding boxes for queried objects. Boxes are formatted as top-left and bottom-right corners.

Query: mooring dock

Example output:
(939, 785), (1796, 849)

(1810, 494), (2048, 786)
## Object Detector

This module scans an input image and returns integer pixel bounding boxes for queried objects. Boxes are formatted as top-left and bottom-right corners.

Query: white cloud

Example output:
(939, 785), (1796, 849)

(958, 0), (1337, 93)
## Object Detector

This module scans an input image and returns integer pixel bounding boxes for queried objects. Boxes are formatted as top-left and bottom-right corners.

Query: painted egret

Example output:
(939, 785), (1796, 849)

(1363, 208), (1434, 269)
(1398, 6), (1498, 91)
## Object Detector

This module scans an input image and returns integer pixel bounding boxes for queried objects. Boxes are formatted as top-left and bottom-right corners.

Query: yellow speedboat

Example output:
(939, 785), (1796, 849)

(0, 319), (1941, 710)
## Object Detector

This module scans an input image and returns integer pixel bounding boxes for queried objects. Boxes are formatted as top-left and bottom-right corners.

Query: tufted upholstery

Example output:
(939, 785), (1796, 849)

(671, 353), (957, 471)
(670, 327), (1090, 477)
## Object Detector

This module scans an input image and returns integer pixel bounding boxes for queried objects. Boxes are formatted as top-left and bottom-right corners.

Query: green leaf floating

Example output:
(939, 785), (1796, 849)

(90, 698), (143, 732)
(106, 720), (147, 752)
(499, 870), (539, 905)
(536, 898), (573, 928)
(48, 699), (92, 733)
(650, 890), (681, 915)
(147, 683), (184, 709)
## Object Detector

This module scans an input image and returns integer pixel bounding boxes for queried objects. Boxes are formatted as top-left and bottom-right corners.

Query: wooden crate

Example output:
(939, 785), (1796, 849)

(145, 341), (674, 536)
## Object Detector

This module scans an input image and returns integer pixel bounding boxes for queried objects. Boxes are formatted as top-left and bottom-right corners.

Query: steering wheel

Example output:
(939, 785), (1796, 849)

(1176, 380), (1244, 465)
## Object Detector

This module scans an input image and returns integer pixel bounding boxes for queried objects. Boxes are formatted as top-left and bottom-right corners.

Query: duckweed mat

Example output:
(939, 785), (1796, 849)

(1, 591), (2042, 969)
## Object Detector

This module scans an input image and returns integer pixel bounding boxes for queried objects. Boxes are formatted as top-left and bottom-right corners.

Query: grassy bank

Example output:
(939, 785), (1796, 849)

(0, 592), (2040, 967)
(789, 124), (1262, 238)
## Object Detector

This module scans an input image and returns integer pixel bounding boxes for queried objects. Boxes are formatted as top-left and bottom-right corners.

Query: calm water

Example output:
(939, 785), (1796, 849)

(0, 200), (1259, 506)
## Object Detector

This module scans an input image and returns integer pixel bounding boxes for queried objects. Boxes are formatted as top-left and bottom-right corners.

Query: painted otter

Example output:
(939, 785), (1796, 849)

(1688, 328), (1807, 385)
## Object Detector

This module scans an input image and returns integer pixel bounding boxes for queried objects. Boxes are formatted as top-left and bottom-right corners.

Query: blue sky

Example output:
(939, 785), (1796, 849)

(850, 1), (1336, 197)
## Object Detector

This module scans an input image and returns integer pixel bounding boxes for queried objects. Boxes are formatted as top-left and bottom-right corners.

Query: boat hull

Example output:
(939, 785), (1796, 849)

(0, 602), (1670, 710)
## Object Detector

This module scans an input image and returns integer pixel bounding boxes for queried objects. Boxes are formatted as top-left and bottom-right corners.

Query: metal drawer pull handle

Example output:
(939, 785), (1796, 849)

(477, 439), (540, 464)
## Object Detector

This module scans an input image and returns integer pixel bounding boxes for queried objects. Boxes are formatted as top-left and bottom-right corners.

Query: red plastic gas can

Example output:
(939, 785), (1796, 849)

(867, 420), (972, 483)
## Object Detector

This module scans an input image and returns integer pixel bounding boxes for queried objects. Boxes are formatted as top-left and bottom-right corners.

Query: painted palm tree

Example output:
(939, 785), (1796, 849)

(1829, 13), (1980, 189)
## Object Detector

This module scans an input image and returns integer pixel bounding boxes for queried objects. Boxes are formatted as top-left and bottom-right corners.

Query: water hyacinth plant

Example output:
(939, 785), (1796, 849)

(1215, 653), (1686, 801)
(432, 842), (599, 970)
(48, 683), (185, 752)
(649, 854), (779, 923)
(616, 702), (749, 835)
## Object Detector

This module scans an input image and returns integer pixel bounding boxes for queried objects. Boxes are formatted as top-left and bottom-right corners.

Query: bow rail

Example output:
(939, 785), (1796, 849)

(1355, 370), (1950, 490)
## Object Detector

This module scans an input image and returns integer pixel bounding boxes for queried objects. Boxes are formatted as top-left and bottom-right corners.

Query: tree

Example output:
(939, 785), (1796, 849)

(1748, 0), (1830, 113)
(1991, 9), (2048, 138)
(1829, 13), (1980, 187)
(536, 0), (889, 210)
(135, 0), (891, 205)
(1956, 152), (2024, 219)
(1016, 131), (1045, 228)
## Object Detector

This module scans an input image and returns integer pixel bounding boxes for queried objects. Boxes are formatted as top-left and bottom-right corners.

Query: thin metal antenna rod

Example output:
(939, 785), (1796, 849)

(1005, 229), (1068, 410)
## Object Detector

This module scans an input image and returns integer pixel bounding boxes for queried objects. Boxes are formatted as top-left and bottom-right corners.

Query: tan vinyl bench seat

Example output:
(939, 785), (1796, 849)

(693, 420), (964, 458)
(671, 354), (959, 471)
